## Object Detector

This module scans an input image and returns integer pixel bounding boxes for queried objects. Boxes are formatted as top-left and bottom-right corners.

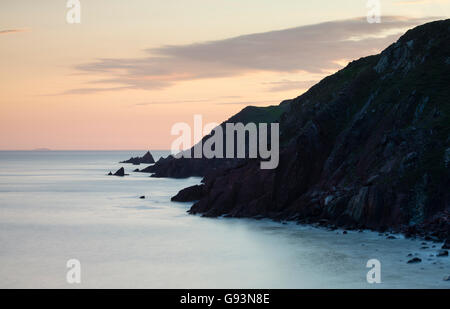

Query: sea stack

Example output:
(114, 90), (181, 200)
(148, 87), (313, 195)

(120, 151), (155, 165)
(111, 167), (126, 177)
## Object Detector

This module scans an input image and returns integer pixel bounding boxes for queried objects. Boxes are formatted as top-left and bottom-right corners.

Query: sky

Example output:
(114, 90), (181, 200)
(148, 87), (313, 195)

(0, 0), (449, 150)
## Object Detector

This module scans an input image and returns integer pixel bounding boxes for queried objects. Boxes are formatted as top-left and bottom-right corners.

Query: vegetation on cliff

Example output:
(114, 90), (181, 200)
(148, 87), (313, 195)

(170, 19), (450, 238)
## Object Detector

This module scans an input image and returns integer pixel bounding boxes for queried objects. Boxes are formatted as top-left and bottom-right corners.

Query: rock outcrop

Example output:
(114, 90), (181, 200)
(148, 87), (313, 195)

(109, 167), (126, 177)
(407, 257), (422, 264)
(171, 185), (206, 202)
(120, 151), (155, 165)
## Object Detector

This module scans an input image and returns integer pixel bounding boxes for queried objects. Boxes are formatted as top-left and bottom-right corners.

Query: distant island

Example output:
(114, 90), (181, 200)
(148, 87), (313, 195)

(32, 148), (52, 151)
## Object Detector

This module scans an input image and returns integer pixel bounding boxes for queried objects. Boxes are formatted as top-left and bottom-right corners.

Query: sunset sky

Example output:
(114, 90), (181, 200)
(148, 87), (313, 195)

(1, 0), (449, 150)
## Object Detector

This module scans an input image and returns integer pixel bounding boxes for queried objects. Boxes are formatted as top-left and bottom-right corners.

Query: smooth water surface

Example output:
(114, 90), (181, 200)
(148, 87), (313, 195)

(0, 151), (448, 288)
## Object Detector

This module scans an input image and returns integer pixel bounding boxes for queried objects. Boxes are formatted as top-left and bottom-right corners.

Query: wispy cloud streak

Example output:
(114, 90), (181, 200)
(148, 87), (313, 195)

(68, 16), (437, 94)
(0, 28), (28, 35)
(263, 79), (318, 92)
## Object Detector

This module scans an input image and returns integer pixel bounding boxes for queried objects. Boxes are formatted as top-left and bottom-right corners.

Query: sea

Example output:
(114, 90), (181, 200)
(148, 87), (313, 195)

(0, 150), (448, 288)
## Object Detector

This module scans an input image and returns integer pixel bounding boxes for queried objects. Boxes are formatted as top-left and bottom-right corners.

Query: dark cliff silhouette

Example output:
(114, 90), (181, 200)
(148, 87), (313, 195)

(159, 20), (450, 240)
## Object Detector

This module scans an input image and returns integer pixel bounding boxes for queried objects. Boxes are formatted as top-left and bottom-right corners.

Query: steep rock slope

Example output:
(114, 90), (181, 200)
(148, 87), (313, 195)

(186, 19), (450, 238)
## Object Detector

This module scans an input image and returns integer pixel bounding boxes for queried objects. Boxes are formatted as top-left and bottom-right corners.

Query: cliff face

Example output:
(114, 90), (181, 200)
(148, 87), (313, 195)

(183, 19), (450, 239)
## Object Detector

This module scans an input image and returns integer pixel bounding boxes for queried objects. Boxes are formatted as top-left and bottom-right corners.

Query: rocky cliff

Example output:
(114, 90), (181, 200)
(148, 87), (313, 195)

(175, 20), (450, 239)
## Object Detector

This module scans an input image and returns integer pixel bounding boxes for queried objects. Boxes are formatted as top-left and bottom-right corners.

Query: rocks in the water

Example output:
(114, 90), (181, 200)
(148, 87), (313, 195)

(171, 185), (206, 202)
(343, 231), (348, 235)
(108, 167), (126, 177)
(115, 167), (125, 176)
(443, 275), (450, 281)
(421, 246), (429, 249)
(133, 168), (140, 172)
(139, 196), (145, 199)
(437, 250), (448, 257)
(407, 257), (422, 264)
(140, 151), (155, 163)
(387, 235), (397, 239)
(120, 151), (155, 165)
(407, 253), (413, 257)
(443, 239), (450, 249)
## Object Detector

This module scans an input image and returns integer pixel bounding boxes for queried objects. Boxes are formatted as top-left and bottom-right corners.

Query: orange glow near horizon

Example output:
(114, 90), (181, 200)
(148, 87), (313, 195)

(1, 1), (448, 150)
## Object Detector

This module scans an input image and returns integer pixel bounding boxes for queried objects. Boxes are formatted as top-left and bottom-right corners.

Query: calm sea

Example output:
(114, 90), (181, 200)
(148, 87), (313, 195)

(0, 151), (448, 288)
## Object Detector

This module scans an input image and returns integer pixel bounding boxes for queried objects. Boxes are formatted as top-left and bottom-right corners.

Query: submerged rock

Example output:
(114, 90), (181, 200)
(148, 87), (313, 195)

(437, 250), (448, 257)
(407, 257), (422, 264)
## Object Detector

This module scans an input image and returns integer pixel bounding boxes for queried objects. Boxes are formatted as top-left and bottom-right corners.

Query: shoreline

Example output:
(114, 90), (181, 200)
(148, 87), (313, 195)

(186, 208), (449, 247)
(189, 212), (450, 272)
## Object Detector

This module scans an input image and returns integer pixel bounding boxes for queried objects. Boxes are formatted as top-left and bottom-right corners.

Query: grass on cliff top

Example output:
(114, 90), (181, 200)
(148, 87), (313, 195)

(226, 104), (289, 125)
